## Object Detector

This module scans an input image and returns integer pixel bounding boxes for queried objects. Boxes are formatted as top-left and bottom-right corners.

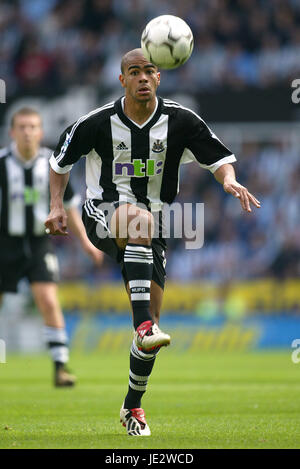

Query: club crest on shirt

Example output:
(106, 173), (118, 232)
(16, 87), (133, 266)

(151, 139), (165, 153)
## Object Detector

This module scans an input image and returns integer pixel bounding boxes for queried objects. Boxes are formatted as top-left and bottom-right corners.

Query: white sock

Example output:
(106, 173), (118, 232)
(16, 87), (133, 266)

(43, 326), (69, 364)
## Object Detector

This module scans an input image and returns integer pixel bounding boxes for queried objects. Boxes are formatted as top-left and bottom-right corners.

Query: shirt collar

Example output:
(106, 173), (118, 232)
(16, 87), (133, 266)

(121, 96), (158, 129)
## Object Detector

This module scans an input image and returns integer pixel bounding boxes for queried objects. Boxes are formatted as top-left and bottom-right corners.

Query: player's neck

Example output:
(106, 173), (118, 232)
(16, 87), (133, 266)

(14, 142), (39, 162)
(123, 96), (157, 125)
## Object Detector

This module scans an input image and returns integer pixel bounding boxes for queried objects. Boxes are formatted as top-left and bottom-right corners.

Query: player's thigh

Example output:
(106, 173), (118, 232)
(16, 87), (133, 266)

(83, 199), (154, 253)
(110, 203), (154, 248)
(82, 200), (122, 260)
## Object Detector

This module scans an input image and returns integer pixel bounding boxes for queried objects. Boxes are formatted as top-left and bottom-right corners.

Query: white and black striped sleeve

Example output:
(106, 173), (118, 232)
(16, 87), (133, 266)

(50, 117), (97, 174)
(183, 109), (236, 173)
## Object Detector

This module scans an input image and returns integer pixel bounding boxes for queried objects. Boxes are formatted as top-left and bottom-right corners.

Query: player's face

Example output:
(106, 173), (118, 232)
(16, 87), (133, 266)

(10, 114), (43, 155)
(119, 57), (160, 103)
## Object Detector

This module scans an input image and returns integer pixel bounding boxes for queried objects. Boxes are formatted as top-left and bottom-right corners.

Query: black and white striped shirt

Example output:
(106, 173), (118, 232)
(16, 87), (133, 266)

(0, 144), (79, 237)
(50, 97), (236, 210)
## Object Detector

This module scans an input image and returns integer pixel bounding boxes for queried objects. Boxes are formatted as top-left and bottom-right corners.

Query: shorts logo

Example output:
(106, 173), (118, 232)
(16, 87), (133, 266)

(44, 253), (59, 275)
(152, 139), (164, 153)
(115, 159), (163, 177)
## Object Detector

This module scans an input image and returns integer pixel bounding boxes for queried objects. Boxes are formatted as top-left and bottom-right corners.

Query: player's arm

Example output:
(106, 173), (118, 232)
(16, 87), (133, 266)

(184, 111), (260, 213)
(62, 182), (103, 265)
(66, 206), (104, 266)
(45, 168), (69, 235)
(45, 116), (97, 235)
(214, 163), (260, 213)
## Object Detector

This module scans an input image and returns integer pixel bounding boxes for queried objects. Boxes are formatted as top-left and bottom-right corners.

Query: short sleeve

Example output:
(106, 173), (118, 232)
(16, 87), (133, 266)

(184, 110), (236, 173)
(50, 116), (97, 174)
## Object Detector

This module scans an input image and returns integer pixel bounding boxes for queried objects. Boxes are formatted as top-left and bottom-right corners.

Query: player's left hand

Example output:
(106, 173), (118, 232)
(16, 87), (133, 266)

(223, 179), (261, 212)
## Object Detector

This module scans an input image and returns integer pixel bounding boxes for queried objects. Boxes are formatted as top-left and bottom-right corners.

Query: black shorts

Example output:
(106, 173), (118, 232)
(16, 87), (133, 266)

(82, 199), (167, 290)
(0, 235), (59, 293)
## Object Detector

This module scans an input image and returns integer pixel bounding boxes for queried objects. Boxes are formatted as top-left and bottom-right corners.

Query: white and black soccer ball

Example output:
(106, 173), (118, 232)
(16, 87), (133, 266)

(141, 15), (194, 70)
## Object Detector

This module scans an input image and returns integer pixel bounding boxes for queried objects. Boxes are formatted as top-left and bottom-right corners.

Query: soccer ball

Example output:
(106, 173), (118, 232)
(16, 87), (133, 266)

(141, 15), (194, 70)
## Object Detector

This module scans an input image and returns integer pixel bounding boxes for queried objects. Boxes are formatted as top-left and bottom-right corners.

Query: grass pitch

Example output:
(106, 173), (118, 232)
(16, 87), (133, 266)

(0, 350), (299, 449)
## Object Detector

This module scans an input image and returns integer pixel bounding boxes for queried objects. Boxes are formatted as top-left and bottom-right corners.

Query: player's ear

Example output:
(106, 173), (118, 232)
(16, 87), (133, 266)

(157, 71), (161, 86)
(119, 74), (126, 88)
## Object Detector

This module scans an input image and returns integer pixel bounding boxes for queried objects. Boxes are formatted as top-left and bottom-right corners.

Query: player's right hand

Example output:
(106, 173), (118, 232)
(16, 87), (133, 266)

(223, 179), (261, 213)
(45, 206), (68, 235)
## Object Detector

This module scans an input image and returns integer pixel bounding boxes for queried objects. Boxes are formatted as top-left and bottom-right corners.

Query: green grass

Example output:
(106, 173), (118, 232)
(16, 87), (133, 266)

(0, 350), (300, 449)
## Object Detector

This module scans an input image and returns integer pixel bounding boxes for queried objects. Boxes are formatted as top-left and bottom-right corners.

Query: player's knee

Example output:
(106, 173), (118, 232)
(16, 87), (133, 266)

(128, 210), (154, 243)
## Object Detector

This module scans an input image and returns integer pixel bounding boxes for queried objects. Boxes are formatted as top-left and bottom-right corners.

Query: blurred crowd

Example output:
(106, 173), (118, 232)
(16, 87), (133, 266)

(168, 139), (300, 282)
(53, 137), (300, 284)
(1, 0), (300, 284)
(1, 0), (300, 98)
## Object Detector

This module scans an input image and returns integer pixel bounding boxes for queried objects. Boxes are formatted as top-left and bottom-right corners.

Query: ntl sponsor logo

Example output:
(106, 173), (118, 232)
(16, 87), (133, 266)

(115, 159), (164, 177)
(0, 79), (6, 103)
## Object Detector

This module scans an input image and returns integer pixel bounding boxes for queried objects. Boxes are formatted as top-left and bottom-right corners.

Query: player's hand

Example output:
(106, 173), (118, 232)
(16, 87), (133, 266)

(45, 206), (68, 235)
(82, 242), (104, 266)
(223, 178), (261, 212)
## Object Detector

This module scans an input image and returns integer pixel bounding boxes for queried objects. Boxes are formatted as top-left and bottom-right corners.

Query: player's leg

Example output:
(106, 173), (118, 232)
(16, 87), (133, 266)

(112, 203), (154, 328)
(111, 204), (170, 348)
(117, 210), (168, 435)
(28, 237), (75, 387)
(82, 201), (169, 435)
(31, 282), (64, 328)
(125, 278), (163, 324)
(31, 282), (76, 387)
(149, 279), (164, 324)
(120, 280), (164, 436)
(124, 280), (163, 390)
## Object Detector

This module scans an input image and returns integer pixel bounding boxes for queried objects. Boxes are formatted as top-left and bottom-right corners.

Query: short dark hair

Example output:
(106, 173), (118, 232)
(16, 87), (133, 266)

(120, 48), (156, 73)
(11, 107), (41, 128)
